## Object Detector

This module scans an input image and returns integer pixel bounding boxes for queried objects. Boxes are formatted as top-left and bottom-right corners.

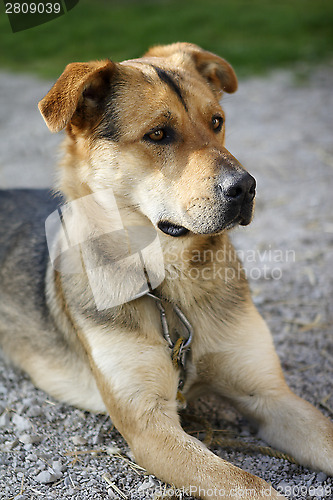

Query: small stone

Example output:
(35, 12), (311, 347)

(45, 411), (56, 422)
(27, 405), (43, 417)
(316, 472), (328, 482)
(15, 403), (28, 415)
(71, 435), (87, 445)
(64, 476), (72, 487)
(26, 453), (38, 462)
(64, 474), (76, 487)
(92, 430), (106, 445)
(306, 472), (316, 487)
(0, 456), (10, 466)
(35, 469), (61, 484)
(35, 460), (46, 471)
(12, 414), (31, 431)
(38, 452), (52, 460)
(19, 434), (42, 445)
(3, 439), (19, 451)
(277, 481), (289, 493)
(51, 460), (66, 474)
(137, 476), (158, 492)
(0, 412), (10, 427)
(106, 445), (121, 456)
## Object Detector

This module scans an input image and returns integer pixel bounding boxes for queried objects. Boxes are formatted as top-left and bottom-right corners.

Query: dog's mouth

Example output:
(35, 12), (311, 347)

(157, 205), (253, 238)
(157, 221), (189, 237)
(157, 214), (250, 238)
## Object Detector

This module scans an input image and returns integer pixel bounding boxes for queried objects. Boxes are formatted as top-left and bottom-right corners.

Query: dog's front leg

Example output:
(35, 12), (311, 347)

(82, 326), (283, 499)
(200, 303), (333, 476)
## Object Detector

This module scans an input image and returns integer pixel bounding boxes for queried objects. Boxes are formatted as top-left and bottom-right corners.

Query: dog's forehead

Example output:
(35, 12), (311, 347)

(119, 58), (190, 85)
(118, 57), (215, 107)
(120, 54), (190, 71)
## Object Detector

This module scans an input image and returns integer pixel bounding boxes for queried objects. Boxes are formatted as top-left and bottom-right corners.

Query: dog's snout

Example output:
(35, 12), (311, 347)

(220, 172), (256, 203)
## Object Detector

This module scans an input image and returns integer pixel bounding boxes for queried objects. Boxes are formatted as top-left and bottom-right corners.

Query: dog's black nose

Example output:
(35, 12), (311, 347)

(220, 172), (256, 204)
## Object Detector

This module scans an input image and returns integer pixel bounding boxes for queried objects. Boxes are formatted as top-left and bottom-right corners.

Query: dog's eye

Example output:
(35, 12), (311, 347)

(212, 115), (223, 132)
(144, 127), (174, 144)
(148, 129), (165, 142)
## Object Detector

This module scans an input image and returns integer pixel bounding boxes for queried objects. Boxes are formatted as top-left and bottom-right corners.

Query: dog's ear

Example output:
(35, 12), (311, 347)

(145, 42), (237, 95)
(38, 59), (115, 133)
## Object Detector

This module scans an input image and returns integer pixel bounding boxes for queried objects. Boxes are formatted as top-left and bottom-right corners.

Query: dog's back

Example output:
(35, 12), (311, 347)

(0, 189), (59, 304)
(0, 189), (60, 358)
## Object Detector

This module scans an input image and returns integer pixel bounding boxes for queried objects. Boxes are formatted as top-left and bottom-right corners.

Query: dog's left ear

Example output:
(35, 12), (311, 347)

(145, 42), (238, 95)
(38, 59), (115, 133)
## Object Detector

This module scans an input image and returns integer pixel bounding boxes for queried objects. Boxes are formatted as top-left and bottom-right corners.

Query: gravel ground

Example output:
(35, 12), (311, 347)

(0, 62), (333, 500)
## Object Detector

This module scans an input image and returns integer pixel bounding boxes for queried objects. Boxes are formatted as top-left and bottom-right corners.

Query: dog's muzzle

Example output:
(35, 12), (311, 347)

(218, 170), (256, 227)
(157, 149), (256, 237)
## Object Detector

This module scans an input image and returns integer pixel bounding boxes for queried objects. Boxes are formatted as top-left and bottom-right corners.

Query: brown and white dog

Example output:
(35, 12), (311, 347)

(0, 43), (332, 499)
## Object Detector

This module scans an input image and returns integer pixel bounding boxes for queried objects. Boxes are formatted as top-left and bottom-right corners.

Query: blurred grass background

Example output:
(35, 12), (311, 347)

(0, 0), (332, 79)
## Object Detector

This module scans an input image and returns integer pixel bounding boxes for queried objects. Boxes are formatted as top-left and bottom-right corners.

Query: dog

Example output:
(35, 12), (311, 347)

(0, 43), (332, 499)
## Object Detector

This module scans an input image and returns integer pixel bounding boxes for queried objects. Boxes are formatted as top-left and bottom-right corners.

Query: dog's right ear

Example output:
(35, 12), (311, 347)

(145, 43), (237, 95)
(38, 60), (115, 133)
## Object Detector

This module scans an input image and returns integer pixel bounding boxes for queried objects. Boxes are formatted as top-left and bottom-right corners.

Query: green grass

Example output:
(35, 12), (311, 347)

(0, 0), (333, 79)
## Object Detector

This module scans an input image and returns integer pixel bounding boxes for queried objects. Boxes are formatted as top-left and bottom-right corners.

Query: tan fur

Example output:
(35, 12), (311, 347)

(2, 43), (332, 499)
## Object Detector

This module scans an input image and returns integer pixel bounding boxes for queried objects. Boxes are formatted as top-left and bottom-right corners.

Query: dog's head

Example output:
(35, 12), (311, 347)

(39, 43), (255, 237)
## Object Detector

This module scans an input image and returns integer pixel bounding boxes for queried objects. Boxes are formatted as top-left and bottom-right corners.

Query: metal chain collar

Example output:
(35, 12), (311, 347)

(147, 291), (193, 391)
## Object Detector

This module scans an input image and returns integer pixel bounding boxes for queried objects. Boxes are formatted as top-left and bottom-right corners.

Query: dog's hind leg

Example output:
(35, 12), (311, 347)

(82, 326), (284, 500)
(201, 302), (333, 476)
(2, 341), (106, 413)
